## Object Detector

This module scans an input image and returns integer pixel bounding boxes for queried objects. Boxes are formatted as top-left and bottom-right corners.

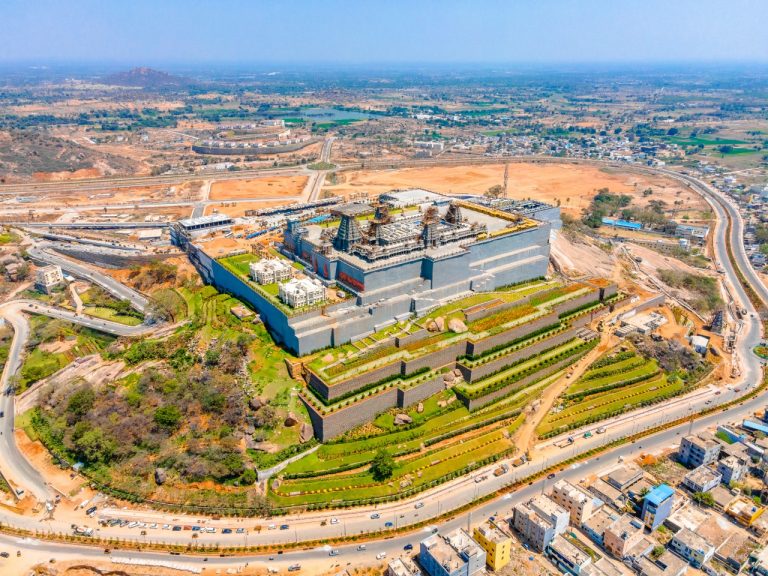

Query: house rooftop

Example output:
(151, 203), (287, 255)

(645, 484), (674, 505)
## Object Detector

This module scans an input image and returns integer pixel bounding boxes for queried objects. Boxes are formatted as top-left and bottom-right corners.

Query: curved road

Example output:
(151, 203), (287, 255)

(27, 244), (150, 313)
(0, 163), (766, 573)
(0, 300), (155, 501)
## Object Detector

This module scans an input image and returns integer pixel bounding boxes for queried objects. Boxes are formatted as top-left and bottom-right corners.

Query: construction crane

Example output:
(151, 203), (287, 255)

(503, 162), (509, 198)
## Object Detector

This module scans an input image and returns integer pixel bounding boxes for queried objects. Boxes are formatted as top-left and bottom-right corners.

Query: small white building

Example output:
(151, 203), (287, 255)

(690, 334), (710, 355)
(249, 258), (293, 285)
(35, 264), (64, 294)
(279, 277), (326, 308)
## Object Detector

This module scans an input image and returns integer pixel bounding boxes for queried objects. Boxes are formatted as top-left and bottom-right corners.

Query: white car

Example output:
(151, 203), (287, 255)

(162, 524), (170, 530)
(268, 524), (276, 530)
(330, 517), (339, 525)
(149, 523), (158, 529)
(414, 502), (424, 509)
(376, 552), (387, 560)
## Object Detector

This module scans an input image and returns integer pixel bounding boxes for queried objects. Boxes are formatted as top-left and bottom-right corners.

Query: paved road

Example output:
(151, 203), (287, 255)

(0, 300), (154, 501)
(0, 163), (765, 573)
(0, 166), (312, 196)
(27, 245), (150, 313)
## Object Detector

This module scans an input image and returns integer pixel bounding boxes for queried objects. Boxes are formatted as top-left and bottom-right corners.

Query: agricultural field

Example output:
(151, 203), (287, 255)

(537, 346), (692, 438)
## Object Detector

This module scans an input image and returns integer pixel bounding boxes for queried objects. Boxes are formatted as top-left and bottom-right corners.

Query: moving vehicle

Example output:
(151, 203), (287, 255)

(385, 521), (393, 528)
(330, 517), (339, 524)
(547, 473), (556, 479)
(280, 524), (289, 530)
(404, 544), (413, 551)
(288, 564), (301, 572)
(370, 513), (380, 520)
(357, 545), (366, 551)
(376, 552), (387, 560)
(596, 426), (606, 434)
(329, 549), (340, 556)
(415, 501), (424, 509)
(583, 431), (592, 438)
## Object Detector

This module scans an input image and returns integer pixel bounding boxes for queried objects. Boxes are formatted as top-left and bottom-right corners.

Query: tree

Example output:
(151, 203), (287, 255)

(67, 386), (96, 419)
(154, 404), (182, 431)
(692, 491), (715, 507)
(240, 468), (257, 485)
(370, 449), (395, 481)
(73, 428), (115, 464)
(484, 184), (504, 199)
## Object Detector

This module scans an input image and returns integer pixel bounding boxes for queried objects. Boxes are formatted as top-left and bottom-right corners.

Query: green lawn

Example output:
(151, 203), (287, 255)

(84, 306), (143, 326)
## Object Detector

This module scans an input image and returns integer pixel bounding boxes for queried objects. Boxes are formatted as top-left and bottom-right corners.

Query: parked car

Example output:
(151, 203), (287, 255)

(376, 552), (387, 560)
(370, 513), (380, 520)
(547, 473), (556, 479)
(280, 524), (289, 530)
(385, 521), (393, 528)
(357, 545), (366, 551)
(404, 544), (413, 551)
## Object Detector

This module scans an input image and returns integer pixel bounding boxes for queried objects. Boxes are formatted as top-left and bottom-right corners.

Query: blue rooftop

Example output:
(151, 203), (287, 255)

(743, 420), (768, 435)
(601, 217), (642, 230)
(645, 484), (674, 505)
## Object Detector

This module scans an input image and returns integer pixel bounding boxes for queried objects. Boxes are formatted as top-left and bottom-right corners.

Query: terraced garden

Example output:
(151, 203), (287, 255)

(537, 347), (689, 438)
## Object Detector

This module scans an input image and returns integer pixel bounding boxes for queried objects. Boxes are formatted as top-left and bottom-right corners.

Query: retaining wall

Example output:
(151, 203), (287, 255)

(457, 328), (578, 383)
(551, 289), (601, 316)
(395, 329), (428, 348)
(401, 340), (467, 374)
(462, 353), (586, 411)
(307, 359), (402, 402)
(466, 313), (558, 357)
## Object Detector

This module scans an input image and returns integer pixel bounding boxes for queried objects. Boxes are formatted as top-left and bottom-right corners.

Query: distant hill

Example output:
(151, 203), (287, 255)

(103, 67), (189, 88)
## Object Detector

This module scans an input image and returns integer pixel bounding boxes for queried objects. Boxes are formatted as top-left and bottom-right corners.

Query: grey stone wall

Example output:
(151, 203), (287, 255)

(395, 329), (428, 348)
(466, 313), (558, 357)
(463, 354), (585, 411)
(551, 290), (601, 316)
(458, 328), (578, 383)
(301, 388), (400, 441)
(401, 341), (467, 374)
(398, 374), (445, 408)
(309, 360), (402, 402)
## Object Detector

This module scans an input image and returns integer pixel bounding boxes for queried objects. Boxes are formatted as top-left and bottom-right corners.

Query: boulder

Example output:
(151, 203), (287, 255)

(448, 318), (468, 333)
(249, 397), (264, 411)
(426, 320), (439, 332)
(284, 412), (299, 427)
(416, 402), (424, 413)
(300, 423), (314, 443)
(453, 368), (462, 377)
(154, 468), (167, 486)
(394, 413), (413, 426)
(443, 371), (455, 383)
(435, 316), (445, 331)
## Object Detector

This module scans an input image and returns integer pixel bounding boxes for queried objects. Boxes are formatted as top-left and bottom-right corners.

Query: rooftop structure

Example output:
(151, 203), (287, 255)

(641, 484), (675, 530)
(249, 258), (293, 285)
(726, 495), (765, 527)
(635, 550), (688, 576)
(678, 433), (720, 468)
(35, 264), (64, 294)
(604, 463), (644, 491)
(512, 495), (569, 552)
(681, 465), (722, 493)
(603, 514), (645, 559)
(669, 528), (715, 568)
(545, 534), (593, 576)
(419, 528), (486, 576)
(278, 277), (326, 308)
(387, 557), (423, 576)
(473, 520), (511, 571)
(551, 479), (600, 525)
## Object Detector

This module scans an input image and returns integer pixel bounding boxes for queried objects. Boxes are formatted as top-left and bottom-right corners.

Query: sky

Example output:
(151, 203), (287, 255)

(2, 0), (767, 65)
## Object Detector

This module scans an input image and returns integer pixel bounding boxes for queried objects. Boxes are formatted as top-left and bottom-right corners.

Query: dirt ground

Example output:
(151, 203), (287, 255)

(16, 430), (88, 498)
(323, 163), (702, 217)
(551, 232), (619, 279)
(209, 175), (309, 201)
(203, 200), (287, 218)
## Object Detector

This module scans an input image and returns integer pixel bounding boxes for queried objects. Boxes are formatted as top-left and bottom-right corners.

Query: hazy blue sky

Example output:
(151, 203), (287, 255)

(2, 0), (767, 64)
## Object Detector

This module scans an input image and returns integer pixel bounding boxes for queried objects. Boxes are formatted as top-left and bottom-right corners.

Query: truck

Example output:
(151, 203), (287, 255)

(512, 455), (528, 467)
(73, 526), (94, 537)
(494, 464), (510, 477)
(554, 436), (575, 448)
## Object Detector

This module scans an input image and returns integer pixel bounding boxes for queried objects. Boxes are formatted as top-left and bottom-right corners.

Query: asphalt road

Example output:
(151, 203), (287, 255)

(0, 163), (765, 574)
(27, 244), (150, 313)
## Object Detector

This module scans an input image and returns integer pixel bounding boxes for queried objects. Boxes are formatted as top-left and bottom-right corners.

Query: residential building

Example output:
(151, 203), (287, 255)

(690, 335), (709, 355)
(603, 514), (645, 559)
(674, 224), (709, 243)
(473, 520), (511, 571)
(249, 258), (293, 285)
(34, 264), (64, 294)
(419, 529), (486, 576)
(512, 495), (568, 552)
(681, 466), (722, 493)
(278, 277), (326, 308)
(668, 528), (715, 568)
(551, 479), (599, 525)
(604, 463), (643, 492)
(726, 496), (765, 527)
(716, 455), (746, 485)
(641, 485), (675, 530)
(635, 550), (688, 576)
(588, 479), (625, 511)
(387, 557), (423, 576)
(545, 534), (592, 576)
(678, 433), (720, 468)
(582, 508), (619, 548)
